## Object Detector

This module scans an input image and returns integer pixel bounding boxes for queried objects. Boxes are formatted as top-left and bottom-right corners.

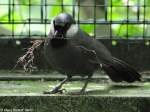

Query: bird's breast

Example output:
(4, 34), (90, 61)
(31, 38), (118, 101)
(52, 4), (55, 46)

(44, 42), (97, 76)
(50, 38), (68, 48)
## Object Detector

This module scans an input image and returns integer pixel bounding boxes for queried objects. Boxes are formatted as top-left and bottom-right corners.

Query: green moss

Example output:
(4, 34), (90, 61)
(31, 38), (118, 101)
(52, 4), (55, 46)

(0, 95), (150, 112)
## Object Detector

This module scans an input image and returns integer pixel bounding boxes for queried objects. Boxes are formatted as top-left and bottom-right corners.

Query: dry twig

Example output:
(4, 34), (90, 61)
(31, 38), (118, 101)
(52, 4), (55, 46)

(14, 40), (44, 72)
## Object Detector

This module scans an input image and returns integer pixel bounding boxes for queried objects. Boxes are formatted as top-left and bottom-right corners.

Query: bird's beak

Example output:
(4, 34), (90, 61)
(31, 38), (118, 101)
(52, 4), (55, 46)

(54, 30), (58, 36)
(53, 30), (64, 39)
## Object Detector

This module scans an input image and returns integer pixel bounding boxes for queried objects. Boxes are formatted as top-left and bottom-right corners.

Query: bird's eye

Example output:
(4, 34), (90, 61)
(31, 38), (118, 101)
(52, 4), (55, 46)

(54, 20), (65, 27)
(65, 23), (70, 27)
(59, 23), (65, 27)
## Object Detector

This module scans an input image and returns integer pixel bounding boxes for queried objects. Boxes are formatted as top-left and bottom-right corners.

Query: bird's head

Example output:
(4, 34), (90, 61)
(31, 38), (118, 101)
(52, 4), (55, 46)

(52, 13), (76, 38)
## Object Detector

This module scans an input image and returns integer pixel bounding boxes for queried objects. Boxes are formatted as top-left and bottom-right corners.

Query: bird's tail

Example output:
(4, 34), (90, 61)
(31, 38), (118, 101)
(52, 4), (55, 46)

(102, 57), (141, 82)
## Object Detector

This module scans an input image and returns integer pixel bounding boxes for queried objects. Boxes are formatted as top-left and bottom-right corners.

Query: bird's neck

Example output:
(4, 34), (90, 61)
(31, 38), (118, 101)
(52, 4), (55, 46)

(50, 38), (67, 49)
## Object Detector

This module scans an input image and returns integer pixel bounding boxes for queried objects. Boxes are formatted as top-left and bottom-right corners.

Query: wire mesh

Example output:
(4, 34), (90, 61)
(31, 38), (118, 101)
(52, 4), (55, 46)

(0, 0), (149, 39)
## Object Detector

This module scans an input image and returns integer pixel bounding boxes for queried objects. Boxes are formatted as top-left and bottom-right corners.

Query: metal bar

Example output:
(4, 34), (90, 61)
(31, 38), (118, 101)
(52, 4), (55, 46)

(77, 0), (80, 28)
(0, 35), (150, 39)
(1, 3), (150, 7)
(1, 20), (150, 24)
(8, 0), (11, 22)
(72, 0), (76, 19)
(94, 0), (96, 38)
(12, 0), (15, 38)
(105, 0), (108, 21)
(126, 0), (129, 39)
(143, 0), (146, 39)
(29, 0), (31, 38)
(41, 0), (44, 23)
(137, 0), (140, 21)
(61, 0), (64, 12)
(110, 0), (112, 39)
(44, 0), (47, 37)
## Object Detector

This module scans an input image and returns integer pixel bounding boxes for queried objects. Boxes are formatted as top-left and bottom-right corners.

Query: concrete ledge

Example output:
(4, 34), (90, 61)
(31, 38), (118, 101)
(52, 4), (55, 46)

(0, 70), (148, 81)
(0, 75), (108, 81)
(0, 74), (149, 82)
(0, 95), (150, 112)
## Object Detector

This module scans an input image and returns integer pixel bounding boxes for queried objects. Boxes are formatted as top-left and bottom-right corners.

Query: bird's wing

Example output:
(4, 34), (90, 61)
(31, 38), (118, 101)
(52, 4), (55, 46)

(75, 45), (100, 66)
(69, 28), (112, 60)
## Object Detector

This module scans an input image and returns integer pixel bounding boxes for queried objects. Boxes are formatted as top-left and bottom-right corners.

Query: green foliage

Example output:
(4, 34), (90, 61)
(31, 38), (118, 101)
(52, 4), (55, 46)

(107, 0), (150, 38)
(0, 0), (92, 37)
(112, 24), (144, 38)
(0, 0), (149, 38)
(80, 25), (94, 36)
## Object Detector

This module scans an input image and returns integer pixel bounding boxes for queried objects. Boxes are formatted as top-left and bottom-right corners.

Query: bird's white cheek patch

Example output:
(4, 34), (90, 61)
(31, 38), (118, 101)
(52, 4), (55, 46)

(66, 24), (79, 37)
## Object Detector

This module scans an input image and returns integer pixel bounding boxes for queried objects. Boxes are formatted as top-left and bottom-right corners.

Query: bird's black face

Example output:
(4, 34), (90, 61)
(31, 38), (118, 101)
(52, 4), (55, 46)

(54, 21), (70, 38)
(53, 13), (75, 38)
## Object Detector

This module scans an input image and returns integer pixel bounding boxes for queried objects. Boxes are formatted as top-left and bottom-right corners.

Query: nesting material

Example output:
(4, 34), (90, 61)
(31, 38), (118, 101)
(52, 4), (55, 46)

(15, 40), (44, 72)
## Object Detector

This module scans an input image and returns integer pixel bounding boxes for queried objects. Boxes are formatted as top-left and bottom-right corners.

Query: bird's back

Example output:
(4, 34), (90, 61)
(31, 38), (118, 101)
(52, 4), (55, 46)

(66, 26), (112, 62)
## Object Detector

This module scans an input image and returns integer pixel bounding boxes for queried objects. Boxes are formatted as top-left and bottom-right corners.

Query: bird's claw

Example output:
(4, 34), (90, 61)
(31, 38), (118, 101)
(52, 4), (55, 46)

(79, 90), (85, 94)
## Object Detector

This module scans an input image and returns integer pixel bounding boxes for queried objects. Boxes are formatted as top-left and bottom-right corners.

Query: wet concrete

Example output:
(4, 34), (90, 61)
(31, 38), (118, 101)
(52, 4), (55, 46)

(0, 81), (149, 112)
(0, 71), (147, 97)
(0, 71), (149, 112)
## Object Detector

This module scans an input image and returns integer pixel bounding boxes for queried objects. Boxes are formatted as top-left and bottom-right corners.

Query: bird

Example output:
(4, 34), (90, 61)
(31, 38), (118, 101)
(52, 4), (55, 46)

(43, 13), (141, 94)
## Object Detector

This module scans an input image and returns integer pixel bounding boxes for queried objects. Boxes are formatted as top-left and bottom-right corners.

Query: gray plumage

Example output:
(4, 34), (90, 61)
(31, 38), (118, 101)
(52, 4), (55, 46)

(44, 13), (141, 94)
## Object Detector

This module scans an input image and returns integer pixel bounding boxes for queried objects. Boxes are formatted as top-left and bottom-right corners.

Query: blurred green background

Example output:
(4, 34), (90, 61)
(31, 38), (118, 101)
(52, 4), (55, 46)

(0, 0), (149, 39)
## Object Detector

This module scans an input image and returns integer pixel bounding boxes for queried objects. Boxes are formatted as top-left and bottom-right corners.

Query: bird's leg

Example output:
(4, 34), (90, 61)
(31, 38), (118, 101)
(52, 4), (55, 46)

(80, 75), (92, 94)
(43, 76), (71, 94)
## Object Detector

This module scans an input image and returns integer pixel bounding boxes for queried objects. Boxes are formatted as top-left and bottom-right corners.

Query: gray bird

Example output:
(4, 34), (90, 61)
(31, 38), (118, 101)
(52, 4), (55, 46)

(44, 13), (141, 94)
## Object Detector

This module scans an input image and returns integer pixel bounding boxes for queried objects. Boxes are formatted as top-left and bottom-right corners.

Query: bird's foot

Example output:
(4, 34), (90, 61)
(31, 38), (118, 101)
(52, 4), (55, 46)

(78, 89), (86, 95)
(43, 88), (66, 94)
